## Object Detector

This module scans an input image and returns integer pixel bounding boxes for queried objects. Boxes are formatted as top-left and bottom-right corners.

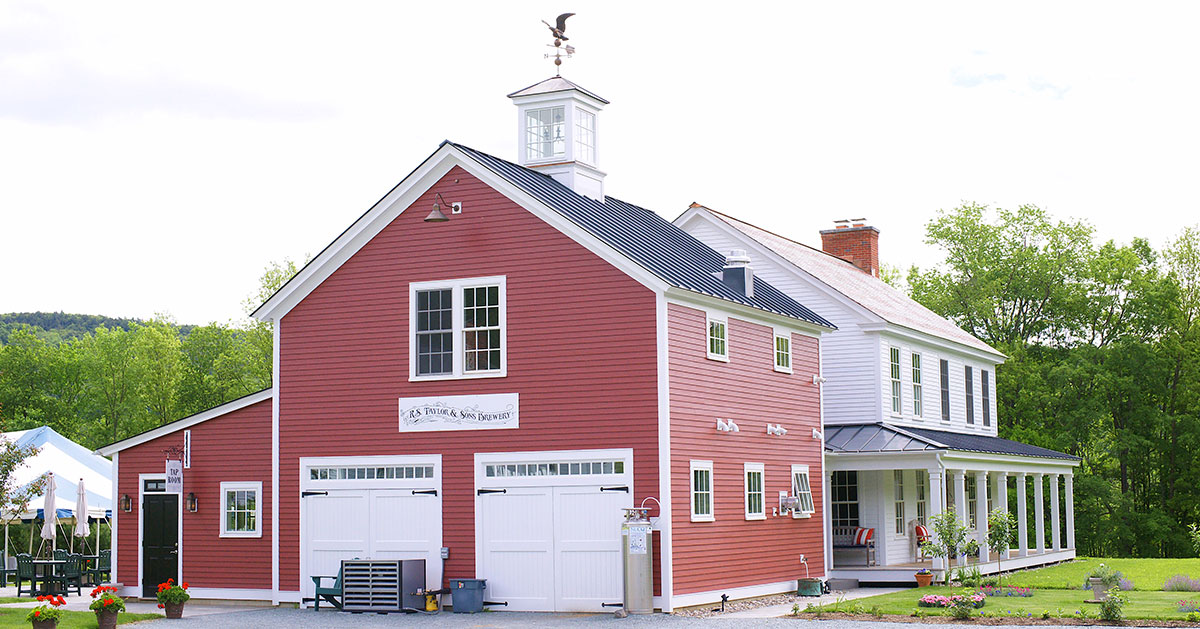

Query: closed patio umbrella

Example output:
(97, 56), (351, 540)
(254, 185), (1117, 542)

(40, 472), (57, 554)
(74, 478), (90, 554)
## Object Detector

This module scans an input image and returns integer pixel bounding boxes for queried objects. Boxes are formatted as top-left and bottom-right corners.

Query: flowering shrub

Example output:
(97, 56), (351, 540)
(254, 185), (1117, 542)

(1178, 599), (1200, 613)
(26, 595), (67, 623)
(917, 592), (986, 609)
(89, 585), (127, 614)
(1165, 575), (1200, 592)
(980, 585), (1034, 597)
(1098, 587), (1126, 621)
(156, 578), (191, 606)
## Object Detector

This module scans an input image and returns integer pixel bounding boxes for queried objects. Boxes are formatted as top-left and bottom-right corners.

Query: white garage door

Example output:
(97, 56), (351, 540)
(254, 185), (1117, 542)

(301, 457), (442, 602)
(475, 450), (633, 612)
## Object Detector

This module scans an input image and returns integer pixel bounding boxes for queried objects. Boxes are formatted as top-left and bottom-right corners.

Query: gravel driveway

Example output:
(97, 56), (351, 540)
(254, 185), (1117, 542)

(138, 607), (1087, 628)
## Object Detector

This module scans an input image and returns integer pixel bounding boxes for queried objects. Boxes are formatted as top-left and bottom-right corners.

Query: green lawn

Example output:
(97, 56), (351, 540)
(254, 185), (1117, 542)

(0, 609), (161, 627)
(806, 586), (1200, 620)
(1000, 557), (1200, 591)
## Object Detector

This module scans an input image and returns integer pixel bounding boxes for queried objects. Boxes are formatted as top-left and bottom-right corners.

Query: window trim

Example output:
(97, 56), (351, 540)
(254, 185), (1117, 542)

(744, 463), (765, 521)
(409, 275), (507, 381)
(982, 370), (992, 427)
(894, 470), (906, 537)
(939, 359), (951, 422)
(965, 365), (975, 425)
(690, 460), (715, 522)
(911, 352), (923, 418)
(916, 469), (928, 525)
(574, 107), (596, 166)
(791, 464), (816, 518)
(773, 332), (792, 374)
(706, 315), (729, 362)
(830, 470), (859, 528)
(889, 347), (902, 415)
(219, 481), (263, 539)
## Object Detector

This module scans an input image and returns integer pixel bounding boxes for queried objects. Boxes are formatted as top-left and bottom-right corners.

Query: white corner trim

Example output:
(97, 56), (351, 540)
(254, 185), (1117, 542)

(654, 292), (673, 612)
(111, 452), (119, 585)
(271, 317), (280, 605)
(97, 389), (273, 456)
(219, 481), (264, 538)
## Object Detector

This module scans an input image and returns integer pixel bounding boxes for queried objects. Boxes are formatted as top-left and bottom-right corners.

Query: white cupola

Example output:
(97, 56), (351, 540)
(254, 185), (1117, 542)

(507, 77), (608, 202)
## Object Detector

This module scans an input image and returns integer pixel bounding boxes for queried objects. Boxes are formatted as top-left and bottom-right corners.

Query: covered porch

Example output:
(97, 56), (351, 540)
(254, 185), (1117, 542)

(822, 423), (1080, 584)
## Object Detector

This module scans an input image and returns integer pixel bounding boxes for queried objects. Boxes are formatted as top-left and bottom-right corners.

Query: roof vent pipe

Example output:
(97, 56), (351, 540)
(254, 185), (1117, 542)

(722, 249), (754, 298)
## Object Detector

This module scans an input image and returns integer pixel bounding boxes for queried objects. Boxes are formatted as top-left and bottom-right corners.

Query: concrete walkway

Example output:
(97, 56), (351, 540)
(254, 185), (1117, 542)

(0, 584), (263, 616)
(719, 586), (905, 619)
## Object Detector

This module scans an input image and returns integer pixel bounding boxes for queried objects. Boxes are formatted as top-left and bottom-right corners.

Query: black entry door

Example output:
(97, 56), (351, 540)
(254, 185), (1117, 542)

(142, 494), (178, 598)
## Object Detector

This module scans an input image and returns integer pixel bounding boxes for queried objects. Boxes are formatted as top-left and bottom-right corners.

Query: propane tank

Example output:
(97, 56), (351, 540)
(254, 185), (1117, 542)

(621, 507), (653, 615)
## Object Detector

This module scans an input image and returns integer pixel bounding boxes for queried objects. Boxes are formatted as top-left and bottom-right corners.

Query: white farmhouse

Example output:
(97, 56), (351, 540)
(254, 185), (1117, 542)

(676, 205), (1079, 585)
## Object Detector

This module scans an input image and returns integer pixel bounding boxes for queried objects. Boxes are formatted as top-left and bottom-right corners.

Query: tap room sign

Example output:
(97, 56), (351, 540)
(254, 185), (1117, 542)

(399, 393), (519, 432)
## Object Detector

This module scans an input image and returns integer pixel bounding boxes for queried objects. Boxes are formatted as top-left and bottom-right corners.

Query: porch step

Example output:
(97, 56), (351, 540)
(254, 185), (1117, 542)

(827, 578), (859, 590)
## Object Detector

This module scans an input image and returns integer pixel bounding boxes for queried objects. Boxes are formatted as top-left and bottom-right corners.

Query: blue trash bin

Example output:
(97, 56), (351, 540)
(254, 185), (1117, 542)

(450, 578), (487, 613)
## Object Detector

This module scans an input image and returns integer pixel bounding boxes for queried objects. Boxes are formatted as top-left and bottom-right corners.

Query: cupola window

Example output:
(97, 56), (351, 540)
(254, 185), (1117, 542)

(526, 106), (566, 161)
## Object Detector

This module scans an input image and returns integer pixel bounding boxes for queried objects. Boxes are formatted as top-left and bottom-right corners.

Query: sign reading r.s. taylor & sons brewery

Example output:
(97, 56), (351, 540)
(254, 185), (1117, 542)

(398, 393), (519, 432)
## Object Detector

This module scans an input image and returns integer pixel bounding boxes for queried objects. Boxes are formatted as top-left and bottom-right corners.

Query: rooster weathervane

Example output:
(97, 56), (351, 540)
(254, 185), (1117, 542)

(542, 13), (576, 76)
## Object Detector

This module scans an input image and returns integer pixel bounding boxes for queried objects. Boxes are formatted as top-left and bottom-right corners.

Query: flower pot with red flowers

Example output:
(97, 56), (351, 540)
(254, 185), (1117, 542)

(26, 595), (67, 629)
(156, 579), (191, 618)
(89, 585), (127, 629)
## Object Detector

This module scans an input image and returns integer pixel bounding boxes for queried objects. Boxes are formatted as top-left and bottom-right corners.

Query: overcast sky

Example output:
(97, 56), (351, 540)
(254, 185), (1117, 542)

(2, 1), (1198, 325)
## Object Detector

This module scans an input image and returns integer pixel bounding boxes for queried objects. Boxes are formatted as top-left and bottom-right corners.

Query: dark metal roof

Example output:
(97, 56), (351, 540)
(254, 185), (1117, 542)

(451, 142), (835, 328)
(825, 423), (1080, 461)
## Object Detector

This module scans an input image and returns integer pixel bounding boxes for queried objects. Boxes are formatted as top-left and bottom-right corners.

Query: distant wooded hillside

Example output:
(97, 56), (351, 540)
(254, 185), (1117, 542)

(0, 312), (195, 345)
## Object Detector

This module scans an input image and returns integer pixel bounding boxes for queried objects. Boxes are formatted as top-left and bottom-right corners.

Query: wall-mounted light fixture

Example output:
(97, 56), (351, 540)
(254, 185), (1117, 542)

(812, 428), (823, 440)
(766, 423), (788, 436)
(812, 374), (827, 385)
(186, 492), (198, 513)
(120, 494), (132, 512)
(425, 193), (458, 223)
(715, 418), (740, 433)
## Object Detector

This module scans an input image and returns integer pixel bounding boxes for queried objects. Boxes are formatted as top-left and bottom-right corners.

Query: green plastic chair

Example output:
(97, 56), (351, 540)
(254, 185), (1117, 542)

(0, 552), (15, 587)
(89, 549), (111, 585)
(56, 554), (84, 595)
(15, 555), (36, 597)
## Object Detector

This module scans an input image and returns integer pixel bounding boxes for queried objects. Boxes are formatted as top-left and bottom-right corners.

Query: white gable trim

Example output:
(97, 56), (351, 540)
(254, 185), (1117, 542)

(252, 143), (668, 323)
(864, 323), (1006, 363)
(96, 389), (273, 457)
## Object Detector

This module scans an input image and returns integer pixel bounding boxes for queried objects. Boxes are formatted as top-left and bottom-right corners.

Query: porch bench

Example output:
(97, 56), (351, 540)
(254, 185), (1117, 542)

(832, 526), (876, 566)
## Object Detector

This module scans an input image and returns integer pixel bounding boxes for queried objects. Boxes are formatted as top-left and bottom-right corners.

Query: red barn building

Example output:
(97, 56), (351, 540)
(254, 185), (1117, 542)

(98, 76), (834, 612)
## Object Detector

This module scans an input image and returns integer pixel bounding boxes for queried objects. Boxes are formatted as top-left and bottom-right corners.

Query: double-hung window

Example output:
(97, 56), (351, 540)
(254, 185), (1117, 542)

(220, 481), (262, 538)
(791, 465), (816, 518)
(916, 470), (928, 524)
(894, 470), (905, 535)
(911, 353), (923, 417)
(774, 332), (792, 373)
(707, 316), (728, 361)
(982, 370), (991, 426)
(744, 463), (765, 520)
(889, 347), (902, 414)
(410, 276), (506, 380)
(940, 359), (951, 421)
(967, 475), (978, 527)
(965, 366), (975, 424)
(690, 460), (714, 522)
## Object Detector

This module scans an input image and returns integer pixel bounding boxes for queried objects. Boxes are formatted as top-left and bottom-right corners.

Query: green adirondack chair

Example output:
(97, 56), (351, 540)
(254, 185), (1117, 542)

(311, 564), (346, 611)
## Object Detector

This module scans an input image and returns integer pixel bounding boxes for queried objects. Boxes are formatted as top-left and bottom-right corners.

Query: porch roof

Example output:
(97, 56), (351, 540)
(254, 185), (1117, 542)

(824, 423), (1079, 461)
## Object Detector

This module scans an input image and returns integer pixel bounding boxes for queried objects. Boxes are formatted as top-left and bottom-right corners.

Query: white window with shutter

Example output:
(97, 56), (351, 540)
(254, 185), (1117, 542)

(791, 464), (816, 518)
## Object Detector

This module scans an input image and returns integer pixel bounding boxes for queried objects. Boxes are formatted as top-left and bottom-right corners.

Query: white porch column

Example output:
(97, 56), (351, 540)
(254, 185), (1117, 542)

(1065, 474), (1076, 550)
(1050, 473), (1062, 551)
(1033, 472), (1045, 554)
(975, 470), (989, 562)
(994, 471), (1009, 557)
(929, 469), (945, 571)
(953, 469), (968, 565)
(1016, 472), (1029, 557)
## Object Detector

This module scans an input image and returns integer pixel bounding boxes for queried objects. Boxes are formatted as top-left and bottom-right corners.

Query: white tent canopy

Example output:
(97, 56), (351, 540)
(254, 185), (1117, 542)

(3, 426), (112, 521)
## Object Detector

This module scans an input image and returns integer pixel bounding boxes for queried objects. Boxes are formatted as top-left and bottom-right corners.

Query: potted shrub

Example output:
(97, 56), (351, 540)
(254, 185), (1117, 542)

(89, 586), (126, 629)
(915, 568), (934, 587)
(26, 595), (66, 629)
(156, 578), (191, 618)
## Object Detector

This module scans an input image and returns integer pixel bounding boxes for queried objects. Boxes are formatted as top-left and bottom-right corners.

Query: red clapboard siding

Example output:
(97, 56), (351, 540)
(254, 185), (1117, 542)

(277, 166), (660, 594)
(668, 303), (825, 596)
(116, 398), (273, 590)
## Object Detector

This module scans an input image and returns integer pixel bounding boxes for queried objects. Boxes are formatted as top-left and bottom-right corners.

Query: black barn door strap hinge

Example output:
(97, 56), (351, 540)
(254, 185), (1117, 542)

(477, 488), (507, 495)
(600, 486), (629, 493)
(301, 491), (328, 497)
(412, 489), (438, 496)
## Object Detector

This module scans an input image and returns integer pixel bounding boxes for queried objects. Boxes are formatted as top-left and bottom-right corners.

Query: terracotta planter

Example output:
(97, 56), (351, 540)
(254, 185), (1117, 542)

(164, 602), (185, 619)
(31, 619), (58, 629)
(95, 610), (118, 629)
(915, 572), (934, 587)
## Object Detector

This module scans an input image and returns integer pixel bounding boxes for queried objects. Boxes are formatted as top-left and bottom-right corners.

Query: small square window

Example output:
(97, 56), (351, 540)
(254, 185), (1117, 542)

(774, 333), (792, 373)
(220, 481), (263, 538)
(707, 317), (728, 361)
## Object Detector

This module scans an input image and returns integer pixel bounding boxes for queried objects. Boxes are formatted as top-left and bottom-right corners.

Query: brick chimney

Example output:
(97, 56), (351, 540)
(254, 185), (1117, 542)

(819, 218), (880, 277)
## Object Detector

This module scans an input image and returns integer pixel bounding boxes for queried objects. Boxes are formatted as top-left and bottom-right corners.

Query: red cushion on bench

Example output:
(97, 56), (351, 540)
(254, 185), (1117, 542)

(853, 527), (874, 545)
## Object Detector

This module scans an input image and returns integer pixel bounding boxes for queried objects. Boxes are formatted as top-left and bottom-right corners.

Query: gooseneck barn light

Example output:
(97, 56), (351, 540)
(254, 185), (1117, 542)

(425, 193), (453, 223)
